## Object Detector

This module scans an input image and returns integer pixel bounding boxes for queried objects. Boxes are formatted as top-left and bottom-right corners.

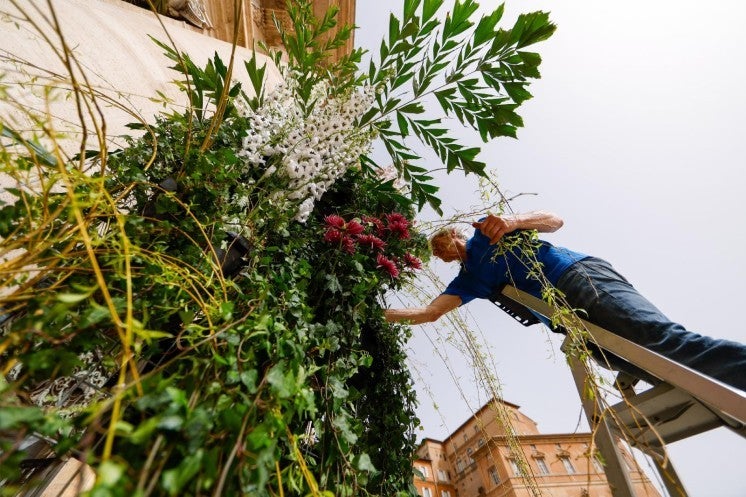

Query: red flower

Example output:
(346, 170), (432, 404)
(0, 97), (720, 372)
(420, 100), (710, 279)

(376, 253), (399, 278)
(403, 252), (422, 269)
(385, 212), (409, 226)
(356, 234), (386, 251)
(324, 214), (346, 229)
(362, 215), (386, 235)
(346, 220), (364, 235)
(323, 228), (343, 244)
(385, 212), (411, 239)
(341, 236), (356, 254)
(388, 220), (410, 240)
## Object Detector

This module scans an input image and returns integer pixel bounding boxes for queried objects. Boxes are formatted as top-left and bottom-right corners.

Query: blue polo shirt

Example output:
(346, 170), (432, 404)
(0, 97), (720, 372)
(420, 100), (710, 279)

(443, 228), (587, 305)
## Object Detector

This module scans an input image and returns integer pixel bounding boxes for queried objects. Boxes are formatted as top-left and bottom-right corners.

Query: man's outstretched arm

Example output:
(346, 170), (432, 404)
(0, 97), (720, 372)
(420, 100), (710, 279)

(473, 211), (564, 245)
(385, 294), (462, 325)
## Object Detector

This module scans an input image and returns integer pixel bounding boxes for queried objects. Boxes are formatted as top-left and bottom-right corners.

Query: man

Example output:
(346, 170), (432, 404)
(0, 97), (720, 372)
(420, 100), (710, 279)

(385, 211), (746, 391)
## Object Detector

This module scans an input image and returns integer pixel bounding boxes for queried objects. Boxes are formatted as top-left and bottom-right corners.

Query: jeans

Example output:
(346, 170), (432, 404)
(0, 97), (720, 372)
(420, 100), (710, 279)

(555, 257), (746, 391)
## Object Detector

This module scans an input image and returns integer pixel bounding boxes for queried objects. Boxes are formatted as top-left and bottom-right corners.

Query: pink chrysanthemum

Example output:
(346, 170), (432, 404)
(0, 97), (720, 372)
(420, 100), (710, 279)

(323, 228), (343, 244)
(346, 220), (364, 235)
(356, 233), (386, 251)
(403, 252), (423, 269)
(341, 236), (356, 254)
(324, 214), (346, 229)
(376, 253), (399, 278)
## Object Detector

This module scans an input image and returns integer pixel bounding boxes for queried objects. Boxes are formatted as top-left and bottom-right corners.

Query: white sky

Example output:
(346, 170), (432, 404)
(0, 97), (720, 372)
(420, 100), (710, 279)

(355, 1), (746, 496)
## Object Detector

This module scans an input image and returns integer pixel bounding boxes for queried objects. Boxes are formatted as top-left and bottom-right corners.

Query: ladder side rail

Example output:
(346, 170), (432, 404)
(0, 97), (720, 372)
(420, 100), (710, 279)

(563, 337), (640, 497)
(501, 285), (746, 426)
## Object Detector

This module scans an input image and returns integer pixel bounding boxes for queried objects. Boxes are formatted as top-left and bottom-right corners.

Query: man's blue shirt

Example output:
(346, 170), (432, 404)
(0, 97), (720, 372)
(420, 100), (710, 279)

(443, 228), (587, 305)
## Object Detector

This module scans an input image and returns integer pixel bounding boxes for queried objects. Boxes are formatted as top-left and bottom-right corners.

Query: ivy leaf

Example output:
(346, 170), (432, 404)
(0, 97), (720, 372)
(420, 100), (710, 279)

(267, 362), (295, 398)
(325, 274), (342, 293)
(356, 453), (378, 473)
(162, 449), (204, 496)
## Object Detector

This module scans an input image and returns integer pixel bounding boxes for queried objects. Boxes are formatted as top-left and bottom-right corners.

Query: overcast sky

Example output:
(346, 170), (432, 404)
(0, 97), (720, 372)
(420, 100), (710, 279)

(355, 1), (746, 496)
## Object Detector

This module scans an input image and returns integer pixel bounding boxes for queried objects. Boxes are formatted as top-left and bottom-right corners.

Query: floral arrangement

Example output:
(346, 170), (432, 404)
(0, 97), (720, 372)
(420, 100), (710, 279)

(322, 213), (422, 280)
(0, 1), (554, 496)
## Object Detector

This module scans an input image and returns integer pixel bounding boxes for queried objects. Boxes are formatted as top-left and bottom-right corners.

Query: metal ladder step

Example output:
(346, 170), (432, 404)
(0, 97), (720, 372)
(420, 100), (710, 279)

(607, 382), (742, 448)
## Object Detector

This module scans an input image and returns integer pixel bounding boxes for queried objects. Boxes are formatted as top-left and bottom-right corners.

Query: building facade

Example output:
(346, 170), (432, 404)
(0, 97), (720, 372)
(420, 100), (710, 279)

(124, 0), (355, 62)
(413, 399), (661, 497)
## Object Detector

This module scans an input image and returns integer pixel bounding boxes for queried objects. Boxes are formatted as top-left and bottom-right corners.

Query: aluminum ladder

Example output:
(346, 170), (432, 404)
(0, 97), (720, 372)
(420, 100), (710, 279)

(500, 285), (746, 497)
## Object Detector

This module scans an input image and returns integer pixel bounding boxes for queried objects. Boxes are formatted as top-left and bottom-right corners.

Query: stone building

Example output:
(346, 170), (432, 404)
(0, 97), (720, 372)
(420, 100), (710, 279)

(413, 399), (661, 497)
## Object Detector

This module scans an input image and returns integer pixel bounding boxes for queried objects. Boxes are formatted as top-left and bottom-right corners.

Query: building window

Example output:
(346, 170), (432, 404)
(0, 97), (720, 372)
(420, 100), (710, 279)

(560, 456), (576, 475)
(422, 488), (432, 497)
(535, 457), (550, 475)
(466, 447), (474, 463)
(592, 456), (604, 473)
(509, 459), (521, 476)
(441, 491), (451, 497)
(456, 458), (465, 472)
(421, 465), (430, 478)
(463, 433), (468, 442)
(437, 469), (448, 482)
(488, 465), (501, 485)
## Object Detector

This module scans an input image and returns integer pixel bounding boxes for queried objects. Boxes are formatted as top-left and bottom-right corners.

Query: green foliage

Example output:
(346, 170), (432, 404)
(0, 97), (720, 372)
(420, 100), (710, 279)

(362, 0), (556, 212)
(1, 1), (555, 495)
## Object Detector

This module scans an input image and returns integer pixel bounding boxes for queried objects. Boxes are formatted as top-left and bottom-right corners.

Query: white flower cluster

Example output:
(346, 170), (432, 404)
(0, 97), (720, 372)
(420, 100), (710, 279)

(237, 72), (377, 223)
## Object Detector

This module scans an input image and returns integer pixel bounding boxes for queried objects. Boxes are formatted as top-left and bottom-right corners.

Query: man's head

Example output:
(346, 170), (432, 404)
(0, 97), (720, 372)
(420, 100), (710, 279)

(430, 228), (467, 263)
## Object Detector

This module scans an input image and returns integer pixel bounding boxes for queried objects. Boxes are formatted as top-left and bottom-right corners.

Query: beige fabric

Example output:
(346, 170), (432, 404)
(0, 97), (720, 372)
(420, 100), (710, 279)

(0, 0), (281, 156)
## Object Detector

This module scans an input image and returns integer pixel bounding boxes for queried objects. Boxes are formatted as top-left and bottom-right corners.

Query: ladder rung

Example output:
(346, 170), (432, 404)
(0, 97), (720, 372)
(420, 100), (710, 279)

(608, 383), (737, 447)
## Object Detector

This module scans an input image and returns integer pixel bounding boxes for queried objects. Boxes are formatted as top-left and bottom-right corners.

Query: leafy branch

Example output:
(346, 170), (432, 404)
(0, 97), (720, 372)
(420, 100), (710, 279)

(362, 0), (556, 213)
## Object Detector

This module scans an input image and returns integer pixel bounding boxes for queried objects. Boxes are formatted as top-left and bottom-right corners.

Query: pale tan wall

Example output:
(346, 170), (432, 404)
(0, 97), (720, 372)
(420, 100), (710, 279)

(0, 0), (282, 157)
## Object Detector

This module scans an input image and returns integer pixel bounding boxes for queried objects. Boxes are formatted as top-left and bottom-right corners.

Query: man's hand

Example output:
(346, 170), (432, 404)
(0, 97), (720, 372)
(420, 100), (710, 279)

(472, 211), (564, 245)
(472, 214), (517, 245)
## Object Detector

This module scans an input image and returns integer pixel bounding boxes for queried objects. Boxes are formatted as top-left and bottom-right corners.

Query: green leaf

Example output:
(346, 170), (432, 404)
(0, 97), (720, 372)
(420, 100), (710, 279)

(399, 102), (425, 114)
(356, 453), (378, 473)
(403, 0), (422, 21)
(388, 13), (400, 45)
(267, 362), (295, 398)
(396, 112), (409, 137)
(161, 449), (204, 496)
(473, 5), (504, 46)
(513, 11), (557, 49)
(325, 274), (342, 293)
(98, 461), (125, 487)
(422, 0), (444, 22)
(0, 406), (44, 429)
(56, 293), (90, 304)
(130, 417), (159, 445)
(503, 82), (532, 104)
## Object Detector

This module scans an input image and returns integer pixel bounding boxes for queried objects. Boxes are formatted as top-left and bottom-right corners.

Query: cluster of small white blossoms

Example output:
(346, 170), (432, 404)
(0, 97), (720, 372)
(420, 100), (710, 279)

(236, 72), (377, 223)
